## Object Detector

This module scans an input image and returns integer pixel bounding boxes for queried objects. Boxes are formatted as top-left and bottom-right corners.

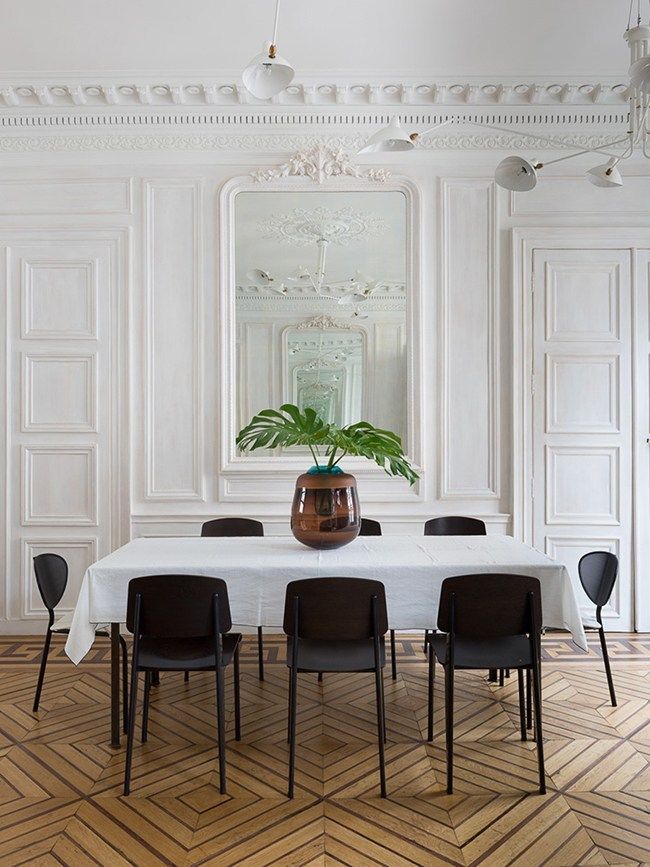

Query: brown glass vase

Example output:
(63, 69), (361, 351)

(291, 467), (360, 549)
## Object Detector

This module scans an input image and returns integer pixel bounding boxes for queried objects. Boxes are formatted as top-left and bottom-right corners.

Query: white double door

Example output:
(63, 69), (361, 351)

(530, 241), (650, 631)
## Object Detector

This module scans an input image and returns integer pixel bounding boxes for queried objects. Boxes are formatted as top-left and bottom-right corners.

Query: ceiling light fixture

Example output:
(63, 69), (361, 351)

(242, 0), (294, 99)
(359, 1), (650, 191)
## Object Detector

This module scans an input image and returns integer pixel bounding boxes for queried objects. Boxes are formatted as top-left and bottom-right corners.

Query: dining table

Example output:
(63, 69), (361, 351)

(65, 533), (587, 747)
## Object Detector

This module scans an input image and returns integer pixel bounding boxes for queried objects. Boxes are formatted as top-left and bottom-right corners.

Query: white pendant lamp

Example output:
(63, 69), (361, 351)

(357, 118), (416, 154)
(242, 0), (294, 99)
(494, 156), (540, 191)
(629, 54), (650, 92)
(587, 158), (623, 188)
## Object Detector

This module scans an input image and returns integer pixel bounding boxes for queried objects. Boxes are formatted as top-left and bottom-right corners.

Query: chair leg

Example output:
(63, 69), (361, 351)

(257, 626), (265, 682)
(374, 664), (387, 798)
(445, 663), (454, 795)
(423, 629), (430, 654)
(234, 646), (241, 741)
(32, 628), (53, 713)
(526, 668), (532, 730)
(380, 667), (387, 744)
(517, 669), (527, 741)
(287, 669), (292, 745)
(390, 629), (397, 680)
(141, 672), (151, 743)
(215, 663), (227, 795)
(531, 663), (546, 795)
(119, 635), (129, 734)
(151, 670), (160, 687)
(488, 668), (497, 682)
(499, 668), (505, 687)
(598, 627), (617, 707)
(427, 640), (435, 742)
(184, 671), (189, 682)
(124, 668), (139, 796)
(287, 664), (298, 799)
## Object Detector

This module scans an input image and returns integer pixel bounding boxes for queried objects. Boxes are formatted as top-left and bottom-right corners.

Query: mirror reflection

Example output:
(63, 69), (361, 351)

(235, 189), (407, 452)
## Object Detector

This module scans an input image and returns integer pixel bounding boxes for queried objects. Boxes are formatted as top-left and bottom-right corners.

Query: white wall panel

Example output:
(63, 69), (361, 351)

(440, 179), (498, 499)
(22, 445), (98, 526)
(23, 353), (96, 432)
(143, 180), (204, 501)
(22, 259), (97, 339)
(546, 355), (619, 434)
(0, 178), (132, 215)
(22, 538), (97, 618)
(511, 177), (650, 216)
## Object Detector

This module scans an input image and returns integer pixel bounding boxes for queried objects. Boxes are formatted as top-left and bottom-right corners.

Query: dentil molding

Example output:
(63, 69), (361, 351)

(0, 77), (632, 108)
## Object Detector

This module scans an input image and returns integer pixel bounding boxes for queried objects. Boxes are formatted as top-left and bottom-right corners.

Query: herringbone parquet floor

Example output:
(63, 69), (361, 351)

(0, 633), (647, 866)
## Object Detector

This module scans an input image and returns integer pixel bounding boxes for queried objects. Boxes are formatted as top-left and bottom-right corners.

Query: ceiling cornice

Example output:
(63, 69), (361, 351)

(0, 75), (632, 108)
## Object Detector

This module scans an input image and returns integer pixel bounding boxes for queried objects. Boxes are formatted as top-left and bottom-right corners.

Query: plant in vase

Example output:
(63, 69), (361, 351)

(236, 403), (418, 549)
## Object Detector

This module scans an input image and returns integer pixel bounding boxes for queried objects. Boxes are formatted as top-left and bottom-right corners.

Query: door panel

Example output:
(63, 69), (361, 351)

(532, 248), (632, 630)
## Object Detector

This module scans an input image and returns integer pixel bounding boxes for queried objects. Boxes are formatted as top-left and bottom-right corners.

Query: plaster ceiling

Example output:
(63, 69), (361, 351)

(0, 0), (633, 79)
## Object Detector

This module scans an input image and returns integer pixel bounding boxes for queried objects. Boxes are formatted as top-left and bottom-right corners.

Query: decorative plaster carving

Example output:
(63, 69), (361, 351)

(294, 314), (357, 331)
(0, 78), (631, 108)
(0, 131), (628, 154)
(251, 145), (391, 184)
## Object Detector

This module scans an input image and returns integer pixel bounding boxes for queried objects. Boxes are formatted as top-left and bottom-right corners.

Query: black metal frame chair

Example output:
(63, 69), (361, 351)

(201, 517), (265, 681)
(32, 553), (129, 732)
(427, 573), (546, 795)
(283, 577), (388, 798)
(422, 517), (488, 654)
(123, 574), (242, 796)
(578, 551), (619, 707)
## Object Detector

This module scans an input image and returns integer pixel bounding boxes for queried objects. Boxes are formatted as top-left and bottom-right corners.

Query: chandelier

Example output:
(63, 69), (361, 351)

(245, 206), (387, 312)
(357, 2), (650, 191)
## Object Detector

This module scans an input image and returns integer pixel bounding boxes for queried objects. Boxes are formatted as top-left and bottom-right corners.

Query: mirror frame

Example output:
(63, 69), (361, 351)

(218, 150), (424, 502)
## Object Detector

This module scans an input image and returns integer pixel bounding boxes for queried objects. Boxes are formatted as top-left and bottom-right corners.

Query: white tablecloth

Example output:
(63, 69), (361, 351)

(65, 535), (587, 664)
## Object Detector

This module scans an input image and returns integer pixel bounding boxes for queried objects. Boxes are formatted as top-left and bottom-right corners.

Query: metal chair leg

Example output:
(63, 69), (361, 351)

(141, 672), (151, 743)
(119, 635), (129, 734)
(287, 664), (298, 799)
(427, 640), (435, 742)
(32, 628), (53, 713)
(598, 626), (617, 707)
(287, 669), (292, 745)
(374, 663), (387, 798)
(151, 670), (160, 687)
(317, 672), (323, 683)
(123, 667), (139, 795)
(215, 662), (227, 795)
(423, 629), (430, 654)
(390, 629), (397, 680)
(257, 626), (265, 682)
(517, 669), (527, 741)
(531, 662), (546, 794)
(445, 663), (454, 795)
(526, 668), (532, 729)
(184, 671), (189, 682)
(234, 645), (241, 741)
(499, 668), (505, 687)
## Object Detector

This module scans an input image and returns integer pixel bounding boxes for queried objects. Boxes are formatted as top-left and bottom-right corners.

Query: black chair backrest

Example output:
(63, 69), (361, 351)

(578, 552), (618, 608)
(126, 575), (232, 637)
(359, 518), (382, 536)
(437, 573), (542, 638)
(33, 553), (68, 613)
(201, 517), (264, 537)
(424, 516), (487, 536)
(283, 577), (388, 641)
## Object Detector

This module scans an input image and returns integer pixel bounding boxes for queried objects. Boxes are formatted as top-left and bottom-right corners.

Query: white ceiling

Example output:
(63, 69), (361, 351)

(1, 0), (633, 78)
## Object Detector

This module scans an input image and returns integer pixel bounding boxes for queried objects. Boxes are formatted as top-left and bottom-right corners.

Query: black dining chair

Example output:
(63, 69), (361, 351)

(284, 577), (388, 798)
(123, 574), (242, 796)
(359, 518), (398, 681)
(201, 518), (265, 681)
(32, 553), (129, 731)
(427, 573), (546, 795)
(578, 552), (619, 706)
(421, 516), (488, 654)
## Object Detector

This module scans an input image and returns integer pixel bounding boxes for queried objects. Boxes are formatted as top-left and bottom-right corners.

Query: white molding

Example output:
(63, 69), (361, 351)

(21, 444), (98, 527)
(218, 162), (424, 500)
(143, 179), (205, 502)
(439, 178), (499, 500)
(22, 351), (97, 433)
(21, 258), (99, 341)
(251, 144), (390, 184)
(0, 75), (632, 108)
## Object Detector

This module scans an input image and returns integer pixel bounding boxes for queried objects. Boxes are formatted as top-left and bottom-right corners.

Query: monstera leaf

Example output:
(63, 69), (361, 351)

(236, 404), (419, 485)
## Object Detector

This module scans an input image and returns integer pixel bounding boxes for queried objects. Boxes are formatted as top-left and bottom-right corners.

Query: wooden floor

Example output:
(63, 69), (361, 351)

(0, 633), (647, 866)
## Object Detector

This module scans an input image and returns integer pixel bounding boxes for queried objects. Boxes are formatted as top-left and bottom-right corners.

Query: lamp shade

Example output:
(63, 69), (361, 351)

(586, 159), (623, 188)
(246, 268), (274, 286)
(242, 43), (294, 99)
(494, 156), (539, 191)
(358, 118), (415, 154)
(629, 55), (650, 93)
